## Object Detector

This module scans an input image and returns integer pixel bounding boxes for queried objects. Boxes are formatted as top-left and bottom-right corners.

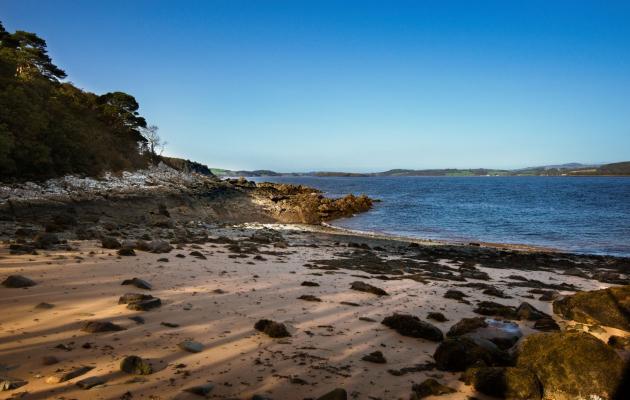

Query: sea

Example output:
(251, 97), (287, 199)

(251, 176), (630, 257)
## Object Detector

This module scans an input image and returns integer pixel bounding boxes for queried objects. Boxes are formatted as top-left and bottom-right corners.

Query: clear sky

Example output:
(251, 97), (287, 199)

(2, 0), (629, 172)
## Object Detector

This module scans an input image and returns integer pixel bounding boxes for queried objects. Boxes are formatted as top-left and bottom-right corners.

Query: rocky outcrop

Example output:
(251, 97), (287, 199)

(253, 182), (373, 224)
(0, 165), (373, 237)
(433, 336), (511, 371)
(515, 331), (624, 400)
(553, 285), (630, 331)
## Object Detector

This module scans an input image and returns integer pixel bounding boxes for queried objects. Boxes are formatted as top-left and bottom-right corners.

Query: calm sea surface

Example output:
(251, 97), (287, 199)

(252, 176), (630, 257)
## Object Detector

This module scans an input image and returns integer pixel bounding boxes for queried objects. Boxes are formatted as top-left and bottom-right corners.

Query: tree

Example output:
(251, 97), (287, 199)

(142, 125), (167, 161)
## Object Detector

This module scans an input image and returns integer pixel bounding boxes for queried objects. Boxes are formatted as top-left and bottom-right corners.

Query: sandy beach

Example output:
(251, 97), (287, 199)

(1, 224), (626, 400)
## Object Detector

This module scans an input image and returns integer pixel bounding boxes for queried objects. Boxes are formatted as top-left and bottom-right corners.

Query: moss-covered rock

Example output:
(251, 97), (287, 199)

(553, 285), (630, 331)
(462, 367), (542, 400)
(120, 355), (153, 375)
(516, 331), (624, 400)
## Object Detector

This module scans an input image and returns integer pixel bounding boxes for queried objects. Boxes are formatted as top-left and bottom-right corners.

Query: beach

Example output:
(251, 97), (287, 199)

(1, 223), (628, 399)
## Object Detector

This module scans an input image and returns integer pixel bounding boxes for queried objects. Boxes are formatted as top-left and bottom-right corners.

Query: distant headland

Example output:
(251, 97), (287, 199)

(211, 161), (630, 178)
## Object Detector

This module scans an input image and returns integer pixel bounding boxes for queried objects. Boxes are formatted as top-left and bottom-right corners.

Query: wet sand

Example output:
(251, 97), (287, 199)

(0, 226), (623, 400)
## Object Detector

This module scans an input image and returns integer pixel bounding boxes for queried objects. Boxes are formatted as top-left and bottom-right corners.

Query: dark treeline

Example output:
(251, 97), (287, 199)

(0, 21), (153, 181)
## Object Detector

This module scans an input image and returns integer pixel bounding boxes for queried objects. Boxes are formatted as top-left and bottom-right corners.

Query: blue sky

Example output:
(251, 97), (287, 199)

(2, 0), (629, 171)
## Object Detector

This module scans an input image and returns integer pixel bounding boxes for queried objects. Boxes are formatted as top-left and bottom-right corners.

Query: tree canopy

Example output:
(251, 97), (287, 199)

(0, 21), (153, 181)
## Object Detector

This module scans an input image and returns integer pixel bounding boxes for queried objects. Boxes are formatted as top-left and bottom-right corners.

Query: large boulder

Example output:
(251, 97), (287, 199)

(462, 367), (542, 400)
(553, 285), (630, 331)
(148, 240), (173, 254)
(433, 336), (511, 371)
(516, 331), (624, 400)
(382, 314), (443, 342)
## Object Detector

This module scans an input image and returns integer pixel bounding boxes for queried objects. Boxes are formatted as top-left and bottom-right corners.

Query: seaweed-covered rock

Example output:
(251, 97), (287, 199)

(120, 355), (153, 375)
(462, 367), (542, 400)
(427, 312), (448, 322)
(410, 378), (456, 399)
(118, 293), (161, 311)
(516, 331), (624, 400)
(444, 290), (467, 301)
(350, 281), (388, 296)
(2, 275), (36, 288)
(553, 285), (630, 331)
(474, 301), (517, 319)
(382, 314), (443, 342)
(254, 319), (291, 338)
(433, 336), (511, 372)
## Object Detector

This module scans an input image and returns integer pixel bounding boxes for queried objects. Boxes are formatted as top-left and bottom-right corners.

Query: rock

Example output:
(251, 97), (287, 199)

(189, 250), (207, 259)
(76, 375), (107, 389)
(101, 236), (121, 249)
(361, 350), (386, 364)
(33, 232), (59, 249)
(462, 367), (542, 400)
(2, 275), (36, 288)
(126, 297), (161, 311)
(129, 316), (145, 324)
(184, 383), (214, 397)
(42, 356), (60, 365)
(161, 322), (179, 328)
(433, 336), (511, 371)
(444, 290), (467, 300)
(119, 293), (161, 311)
(316, 388), (347, 400)
(483, 287), (511, 298)
(537, 290), (559, 301)
(533, 317), (560, 332)
(46, 366), (94, 383)
(148, 239), (173, 253)
(297, 295), (321, 302)
(254, 319), (291, 338)
(381, 314), (443, 342)
(120, 356), (153, 375)
(553, 285), (630, 331)
(447, 317), (522, 350)
(410, 378), (456, 399)
(516, 331), (624, 400)
(121, 277), (152, 290)
(608, 335), (630, 350)
(350, 281), (388, 296)
(516, 302), (548, 321)
(427, 312), (448, 322)
(0, 376), (27, 391)
(301, 281), (320, 287)
(35, 302), (54, 309)
(117, 247), (136, 256)
(474, 301), (517, 319)
(178, 340), (203, 353)
(81, 321), (125, 333)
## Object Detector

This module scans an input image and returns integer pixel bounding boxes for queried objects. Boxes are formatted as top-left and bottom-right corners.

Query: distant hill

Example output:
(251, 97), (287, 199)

(211, 161), (630, 178)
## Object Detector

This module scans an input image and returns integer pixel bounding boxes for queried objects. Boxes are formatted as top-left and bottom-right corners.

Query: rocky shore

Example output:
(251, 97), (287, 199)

(0, 167), (629, 400)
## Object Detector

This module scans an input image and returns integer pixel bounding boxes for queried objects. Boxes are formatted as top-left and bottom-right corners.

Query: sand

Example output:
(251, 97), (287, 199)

(0, 226), (621, 400)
